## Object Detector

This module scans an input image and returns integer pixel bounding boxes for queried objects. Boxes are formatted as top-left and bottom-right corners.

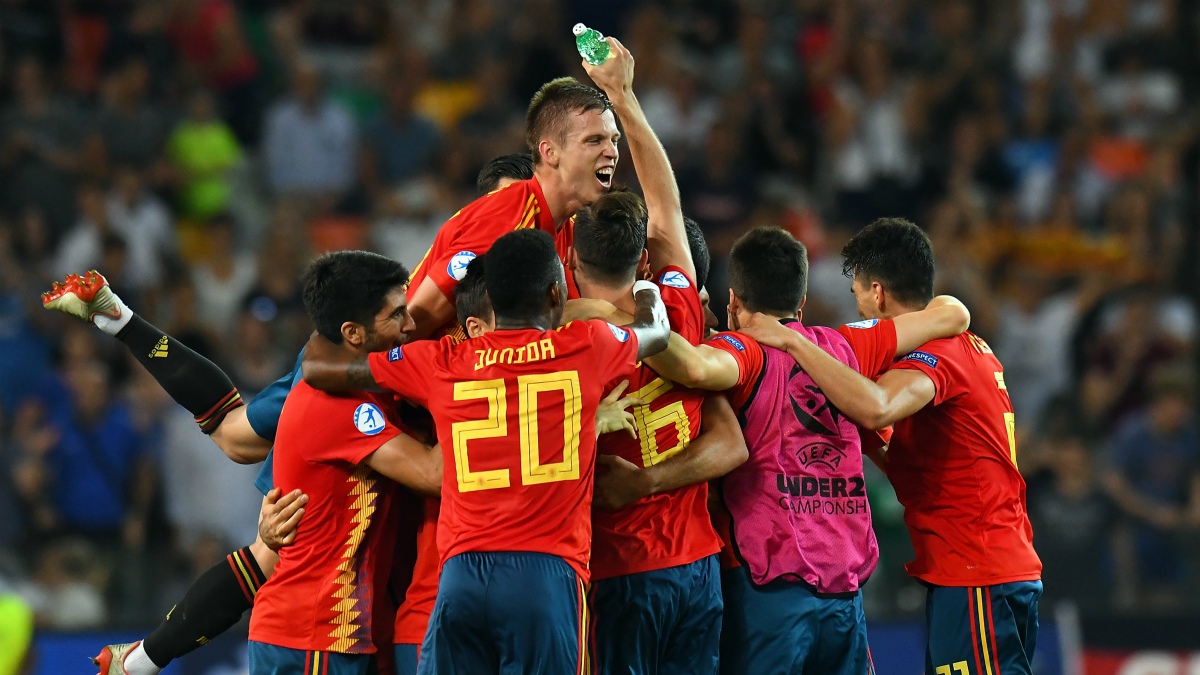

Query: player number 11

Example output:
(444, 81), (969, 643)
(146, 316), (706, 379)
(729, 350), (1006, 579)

(450, 371), (583, 493)
(936, 662), (970, 675)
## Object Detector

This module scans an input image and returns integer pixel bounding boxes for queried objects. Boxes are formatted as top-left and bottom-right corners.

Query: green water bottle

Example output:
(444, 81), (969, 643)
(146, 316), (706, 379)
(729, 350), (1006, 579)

(573, 23), (610, 65)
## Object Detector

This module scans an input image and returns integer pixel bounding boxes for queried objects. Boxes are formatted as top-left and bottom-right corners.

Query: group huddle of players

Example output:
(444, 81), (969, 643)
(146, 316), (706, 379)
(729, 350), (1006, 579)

(44, 38), (1043, 675)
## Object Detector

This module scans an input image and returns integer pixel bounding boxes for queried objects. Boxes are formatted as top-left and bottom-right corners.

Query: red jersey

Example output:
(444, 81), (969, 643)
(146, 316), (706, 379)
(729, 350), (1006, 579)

(704, 318), (900, 569)
(368, 320), (641, 582)
(887, 332), (1042, 586)
(250, 382), (400, 653)
(591, 267), (721, 580)
(406, 177), (561, 341)
(393, 497), (440, 644)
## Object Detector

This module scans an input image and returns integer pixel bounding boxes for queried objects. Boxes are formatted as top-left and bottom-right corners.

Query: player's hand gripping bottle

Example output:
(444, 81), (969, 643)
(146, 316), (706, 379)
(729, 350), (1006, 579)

(573, 23), (610, 65)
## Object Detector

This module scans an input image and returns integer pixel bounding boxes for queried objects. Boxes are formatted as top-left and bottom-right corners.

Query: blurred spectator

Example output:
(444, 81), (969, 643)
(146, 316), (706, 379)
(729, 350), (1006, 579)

(93, 56), (173, 176)
(1028, 435), (1121, 613)
(992, 262), (1097, 428)
(828, 38), (919, 227)
(263, 61), (358, 206)
(106, 165), (177, 292)
(167, 0), (261, 145)
(43, 361), (155, 548)
(54, 182), (115, 282)
(1080, 289), (1183, 430)
(1, 56), (86, 239)
(192, 214), (258, 339)
(168, 88), (244, 221)
(19, 539), (106, 630)
(1104, 368), (1200, 607)
(641, 58), (721, 162)
(359, 68), (443, 214)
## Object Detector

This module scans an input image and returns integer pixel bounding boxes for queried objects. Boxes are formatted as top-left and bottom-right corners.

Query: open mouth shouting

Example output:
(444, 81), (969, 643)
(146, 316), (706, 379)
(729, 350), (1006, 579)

(596, 166), (614, 190)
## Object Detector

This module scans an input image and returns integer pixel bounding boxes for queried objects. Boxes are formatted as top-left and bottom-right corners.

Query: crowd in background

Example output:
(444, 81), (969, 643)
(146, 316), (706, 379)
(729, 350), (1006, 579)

(0, 0), (1198, 631)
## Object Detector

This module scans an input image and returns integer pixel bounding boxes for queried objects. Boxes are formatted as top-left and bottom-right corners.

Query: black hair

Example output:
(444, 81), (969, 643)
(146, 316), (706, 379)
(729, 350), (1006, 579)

(484, 229), (563, 320)
(572, 190), (647, 285)
(842, 218), (935, 306)
(476, 153), (534, 196)
(301, 251), (409, 343)
(526, 77), (611, 165)
(684, 216), (710, 289)
(728, 226), (808, 315)
(454, 254), (491, 330)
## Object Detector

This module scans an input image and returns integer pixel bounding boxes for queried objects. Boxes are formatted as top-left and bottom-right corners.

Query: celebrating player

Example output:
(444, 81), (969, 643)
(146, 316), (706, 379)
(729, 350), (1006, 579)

(739, 218), (1043, 675)
(641, 226), (972, 674)
(302, 229), (671, 673)
(247, 251), (440, 674)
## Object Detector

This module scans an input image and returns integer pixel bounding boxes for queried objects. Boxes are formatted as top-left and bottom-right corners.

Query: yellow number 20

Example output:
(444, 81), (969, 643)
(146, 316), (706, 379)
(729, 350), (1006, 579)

(450, 371), (582, 493)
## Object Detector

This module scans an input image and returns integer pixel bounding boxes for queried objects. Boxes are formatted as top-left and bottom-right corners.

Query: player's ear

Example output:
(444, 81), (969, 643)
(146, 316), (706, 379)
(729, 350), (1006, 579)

(465, 317), (486, 338)
(638, 249), (649, 279)
(567, 246), (578, 270)
(539, 139), (557, 168)
(341, 321), (366, 347)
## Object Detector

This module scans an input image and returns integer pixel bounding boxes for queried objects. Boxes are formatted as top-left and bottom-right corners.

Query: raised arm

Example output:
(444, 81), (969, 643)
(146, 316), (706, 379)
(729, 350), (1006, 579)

(407, 277), (457, 341)
(583, 38), (692, 279)
(300, 333), (381, 392)
(628, 282), (671, 360)
(741, 314), (935, 430)
(891, 295), (971, 356)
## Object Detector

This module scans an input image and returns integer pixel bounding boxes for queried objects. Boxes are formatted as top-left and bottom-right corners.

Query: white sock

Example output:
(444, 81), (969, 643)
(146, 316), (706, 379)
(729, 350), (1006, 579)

(122, 641), (162, 675)
(92, 295), (133, 336)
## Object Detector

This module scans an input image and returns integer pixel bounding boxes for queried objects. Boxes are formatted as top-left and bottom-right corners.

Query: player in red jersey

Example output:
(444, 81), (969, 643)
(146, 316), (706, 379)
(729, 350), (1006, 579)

(302, 229), (670, 674)
(740, 218), (1043, 675)
(248, 251), (447, 675)
(407, 70), (624, 338)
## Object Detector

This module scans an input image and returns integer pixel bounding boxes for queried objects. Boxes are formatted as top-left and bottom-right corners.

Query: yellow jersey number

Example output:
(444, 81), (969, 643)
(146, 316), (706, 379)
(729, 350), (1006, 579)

(629, 377), (692, 467)
(450, 371), (583, 493)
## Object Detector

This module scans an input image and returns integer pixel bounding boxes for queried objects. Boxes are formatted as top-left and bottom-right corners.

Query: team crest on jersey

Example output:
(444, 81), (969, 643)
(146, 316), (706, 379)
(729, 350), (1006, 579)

(607, 323), (630, 343)
(903, 351), (939, 368)
(845, 319), (879, 329)
(658, 270), (691, 289)
(447, 251), (477, 281)
(353, 403), (386, 435)
(388, 346), (403, 362)
(714, 334), (745, 351)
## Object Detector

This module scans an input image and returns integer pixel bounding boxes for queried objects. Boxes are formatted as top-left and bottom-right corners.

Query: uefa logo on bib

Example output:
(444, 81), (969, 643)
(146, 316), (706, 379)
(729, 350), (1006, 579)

(353, 403), (386, 435)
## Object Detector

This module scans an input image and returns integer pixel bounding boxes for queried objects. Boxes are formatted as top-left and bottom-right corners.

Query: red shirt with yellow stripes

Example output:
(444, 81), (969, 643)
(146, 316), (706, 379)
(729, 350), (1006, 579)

(249, 383), (400, 653)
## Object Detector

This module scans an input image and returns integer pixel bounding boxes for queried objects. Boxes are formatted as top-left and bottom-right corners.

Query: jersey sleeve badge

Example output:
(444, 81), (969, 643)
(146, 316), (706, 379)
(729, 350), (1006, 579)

(447, 251), (478, 281)
(354, 402), (386, 435)
(388, 346), (403, 362)
(714, 334), (746, 351)
(903, 351), (939, 368)
(658, 270), (691, 289)
(607, 323), (630, 343)
(845, 319), (879, 329)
